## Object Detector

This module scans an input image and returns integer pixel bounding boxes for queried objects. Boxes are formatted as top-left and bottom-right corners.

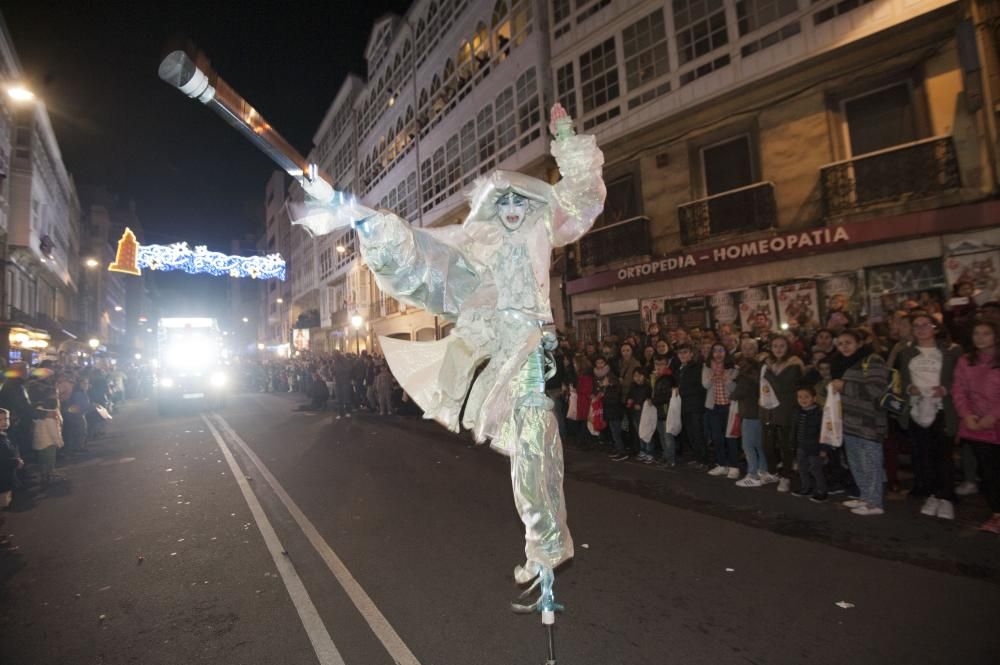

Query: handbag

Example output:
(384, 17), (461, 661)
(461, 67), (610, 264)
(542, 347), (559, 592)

(878, 368), (906, 417)
(725, 401), (742, 439)
(665, 393), (683, 436)
(820, 384), (843, 448)
(758, 365), (780, 410)
(638, 400), (657, 443)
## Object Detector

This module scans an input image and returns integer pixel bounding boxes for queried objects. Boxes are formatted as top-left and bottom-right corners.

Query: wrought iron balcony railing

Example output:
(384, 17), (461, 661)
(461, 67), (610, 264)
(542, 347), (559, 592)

(577, 215), (651, 269)
(820, 135), (961, 216)
(678, 181), (776, 246)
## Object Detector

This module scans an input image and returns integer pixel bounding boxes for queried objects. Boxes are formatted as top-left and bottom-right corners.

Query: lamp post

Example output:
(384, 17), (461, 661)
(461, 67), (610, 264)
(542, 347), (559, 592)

(350, 313), (363, 354)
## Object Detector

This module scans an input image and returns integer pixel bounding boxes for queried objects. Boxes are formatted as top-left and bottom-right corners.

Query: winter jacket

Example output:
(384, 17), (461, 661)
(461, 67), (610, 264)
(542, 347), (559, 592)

(840, 353), (890, 442)
(761, 357), (804, 428)
(650, 372), (675, 421)
(601, 382), (625, 421)
(701, 363), (738, 409)
(675, 361), (706, 414)
(617, 356), (641, 399)
(896, 341), (962, 436)
(952, 353), (1000, 445)
(32, 409), (63, 451)
(790, 405), (823, 456)
(729, 361), (761, 420)
(571, 373), (593, 422)
(627, 381), (652, 417)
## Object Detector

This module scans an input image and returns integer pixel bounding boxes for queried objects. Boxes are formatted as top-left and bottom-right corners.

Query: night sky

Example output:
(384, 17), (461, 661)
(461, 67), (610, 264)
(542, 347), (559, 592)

(4, 0), (409, 313)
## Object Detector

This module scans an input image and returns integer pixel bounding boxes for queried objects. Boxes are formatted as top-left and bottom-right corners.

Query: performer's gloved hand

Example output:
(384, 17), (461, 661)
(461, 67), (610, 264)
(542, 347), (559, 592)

(549, 103), (575, 141)
(299, 175), (335, 203)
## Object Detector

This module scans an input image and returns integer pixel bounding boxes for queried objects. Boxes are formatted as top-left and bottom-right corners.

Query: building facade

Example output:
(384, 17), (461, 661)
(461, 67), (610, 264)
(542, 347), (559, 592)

(261, 171), (294, 354)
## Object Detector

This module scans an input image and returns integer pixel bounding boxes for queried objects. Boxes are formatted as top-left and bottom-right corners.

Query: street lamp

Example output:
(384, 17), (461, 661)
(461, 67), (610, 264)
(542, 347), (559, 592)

(5, 84), (35, 103)
(134, 353), (142, 361)
(88, 338), (100, 350)
(336, 244), (346, 254)
(350, 313), (363, 354)
(242, 316), (249, 323)
(276, 297), (283, 304)
(84, 257), (99, 268)
(114, 305), (123, 312)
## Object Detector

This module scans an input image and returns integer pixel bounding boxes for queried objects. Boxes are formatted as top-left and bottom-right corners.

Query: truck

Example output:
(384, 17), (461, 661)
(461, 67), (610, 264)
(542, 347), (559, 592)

(155, 317), (228, 415)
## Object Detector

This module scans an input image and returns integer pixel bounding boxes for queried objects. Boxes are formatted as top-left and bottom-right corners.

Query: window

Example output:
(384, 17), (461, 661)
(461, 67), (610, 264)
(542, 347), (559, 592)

(843, 83), (916, 157)
(516, 67), (540, 145)
(673, 0), (728, 65)
(556, 63), (578, 120)
(495, 87), (517, 149)
(432, 146), (446, 195)
(446, 135), (461, 189)
(460, 120), (477, 178)
(552, 0), (571, 24)
(406, 173), (418, 220)
(814, 0), (876, 25)
(579, 38), (619, 113)
(595, 174), (640, 227)
(477, 104), (496, 164)
(623, 10), (670, 91)
(737, 0), (797, 35)
(701, 135), (754, 196)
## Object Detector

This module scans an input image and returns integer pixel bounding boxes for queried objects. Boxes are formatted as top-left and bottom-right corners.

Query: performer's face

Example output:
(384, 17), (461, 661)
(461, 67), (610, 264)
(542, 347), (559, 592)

(497, 193), (528, 232)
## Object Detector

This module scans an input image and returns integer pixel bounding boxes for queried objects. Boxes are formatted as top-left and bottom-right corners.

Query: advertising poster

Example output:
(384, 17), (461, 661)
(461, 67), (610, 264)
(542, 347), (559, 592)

(292, 328), (311, 351)
(662, 296), (711, 331)
(736, 286), (778, 334)
(865, 259), (947, 321)
(639, 298), (665, 330)
(709, 291), (741, 329)
(944, 251), (1000, 304)
(818, 272), (864, 327)
(775, 281), (820, 329)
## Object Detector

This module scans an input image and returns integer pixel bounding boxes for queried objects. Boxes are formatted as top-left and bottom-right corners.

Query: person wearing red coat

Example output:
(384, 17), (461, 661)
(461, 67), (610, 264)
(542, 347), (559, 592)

(568, 354), (593, 446)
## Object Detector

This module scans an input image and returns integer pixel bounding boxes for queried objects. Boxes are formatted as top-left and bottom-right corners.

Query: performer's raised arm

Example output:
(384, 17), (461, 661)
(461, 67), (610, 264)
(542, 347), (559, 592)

(547, 104), (607, 248)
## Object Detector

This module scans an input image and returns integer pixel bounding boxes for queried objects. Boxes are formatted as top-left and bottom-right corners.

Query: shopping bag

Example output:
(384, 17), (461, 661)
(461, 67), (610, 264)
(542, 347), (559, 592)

(725, 401), (741, 438)
(665, 393), (682, 436)
(587, 394), (606, 435)
(638, 400), (657, 443)
(566, 388), (578, 420)
(820, 384), (843, 447)
(759, 365), (780, 410)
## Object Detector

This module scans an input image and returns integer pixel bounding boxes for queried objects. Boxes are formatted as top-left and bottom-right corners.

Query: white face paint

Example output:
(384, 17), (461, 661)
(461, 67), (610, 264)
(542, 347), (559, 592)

(497, 193), (528, 232)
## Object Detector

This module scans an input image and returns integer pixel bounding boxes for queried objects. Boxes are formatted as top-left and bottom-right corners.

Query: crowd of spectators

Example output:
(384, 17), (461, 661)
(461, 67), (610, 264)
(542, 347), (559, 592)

(544, 294), (1000, 531)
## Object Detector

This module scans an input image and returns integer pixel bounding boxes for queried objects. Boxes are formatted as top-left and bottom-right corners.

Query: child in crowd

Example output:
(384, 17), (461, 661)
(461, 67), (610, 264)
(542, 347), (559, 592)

(33, 397), (63, 488)
(0, 408), (21, 509)
(650, 356), (677, 465)
(624, 366), (651, 462)
(791, 385), (827, 502)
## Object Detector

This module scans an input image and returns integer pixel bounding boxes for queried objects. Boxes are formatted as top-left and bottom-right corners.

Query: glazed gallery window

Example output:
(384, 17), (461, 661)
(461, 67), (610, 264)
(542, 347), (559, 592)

(623, 9), (670, 91)
(580, 38), (620, 113)
(516, 67), (540, 145)
(736, 0), (798, 35)
(556, 62), (578, 120)
(673, 0), (729, 65)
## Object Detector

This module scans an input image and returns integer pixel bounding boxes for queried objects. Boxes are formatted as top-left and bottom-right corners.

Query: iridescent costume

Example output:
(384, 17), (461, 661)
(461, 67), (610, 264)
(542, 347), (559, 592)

(295, 110), (605, 611)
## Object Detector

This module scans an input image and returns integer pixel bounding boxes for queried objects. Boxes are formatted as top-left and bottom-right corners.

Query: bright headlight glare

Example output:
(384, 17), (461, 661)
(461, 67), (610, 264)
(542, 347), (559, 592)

(160, 377), (175, 389)
(210, 372), (227, 387)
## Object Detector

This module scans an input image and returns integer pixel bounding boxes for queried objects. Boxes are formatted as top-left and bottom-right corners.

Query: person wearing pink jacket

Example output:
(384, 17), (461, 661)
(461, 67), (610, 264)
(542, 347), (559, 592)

(951, 320), (1000, 534)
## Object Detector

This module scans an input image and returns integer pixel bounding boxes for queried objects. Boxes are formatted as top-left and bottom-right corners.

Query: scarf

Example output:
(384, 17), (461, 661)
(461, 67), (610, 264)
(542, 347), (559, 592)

(830, 346), (867, 380)
(594, 365), (610, 379)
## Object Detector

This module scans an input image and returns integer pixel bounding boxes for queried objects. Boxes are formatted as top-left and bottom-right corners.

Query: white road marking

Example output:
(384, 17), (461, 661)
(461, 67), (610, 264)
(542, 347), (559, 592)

(202, 415), (346, 665)
(209, 413), (423, 665)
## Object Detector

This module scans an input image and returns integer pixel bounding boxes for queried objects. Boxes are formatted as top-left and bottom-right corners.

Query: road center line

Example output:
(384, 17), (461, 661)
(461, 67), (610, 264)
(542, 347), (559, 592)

(209, 413), (423, 665)
(202, 415), (347, 665)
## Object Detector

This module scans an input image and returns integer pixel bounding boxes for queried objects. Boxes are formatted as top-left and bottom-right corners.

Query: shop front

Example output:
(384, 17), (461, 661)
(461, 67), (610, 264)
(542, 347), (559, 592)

(566, 200), (1000, 338)
(0, 325), (53, 366)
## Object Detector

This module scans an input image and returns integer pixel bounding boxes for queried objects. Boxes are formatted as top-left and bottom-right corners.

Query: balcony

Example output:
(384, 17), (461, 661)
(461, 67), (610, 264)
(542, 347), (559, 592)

(678, 182), (776, 246)
(820, 136), (960, 217)
(577, 216), (651, 270)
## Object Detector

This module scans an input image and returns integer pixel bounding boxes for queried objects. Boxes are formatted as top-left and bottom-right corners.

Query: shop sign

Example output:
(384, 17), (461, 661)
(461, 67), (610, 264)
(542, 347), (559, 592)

(565, 200), (1000, 296)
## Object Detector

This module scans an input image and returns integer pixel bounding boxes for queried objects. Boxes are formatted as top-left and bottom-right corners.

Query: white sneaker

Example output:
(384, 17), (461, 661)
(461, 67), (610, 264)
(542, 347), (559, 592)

(851, 505), (884, 516)
(777, 478), (791, 493)
(736, 475), (762, 488)
(726, 467), (741, 479)
(335, 415), (342, 420)
(920, 496), (940, 517)
(955, 481), (978, 496)
(935, 499), (955, 520)
(759, 472), (780, 485)
(707, 465), (728, 476)
(842, 499), (866, 509)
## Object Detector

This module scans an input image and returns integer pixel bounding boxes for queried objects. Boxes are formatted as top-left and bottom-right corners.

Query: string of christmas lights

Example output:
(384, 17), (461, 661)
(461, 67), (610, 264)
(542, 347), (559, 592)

(136, 242), (285, 280)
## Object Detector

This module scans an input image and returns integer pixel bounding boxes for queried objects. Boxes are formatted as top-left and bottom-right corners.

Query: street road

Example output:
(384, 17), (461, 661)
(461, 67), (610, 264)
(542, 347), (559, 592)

(2, 392), (999, 665)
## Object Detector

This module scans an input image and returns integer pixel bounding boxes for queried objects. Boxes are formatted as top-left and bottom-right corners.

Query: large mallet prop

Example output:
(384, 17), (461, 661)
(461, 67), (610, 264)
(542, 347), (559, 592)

(157, 50), (326, 186)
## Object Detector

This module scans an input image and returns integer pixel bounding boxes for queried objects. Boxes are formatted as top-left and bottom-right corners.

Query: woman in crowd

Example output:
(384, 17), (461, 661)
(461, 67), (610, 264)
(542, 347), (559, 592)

(761, 336), (803, 491)
(897, 312), (962, 520)
(952, 320), (1000, 533)
(568, 354), (594, 445)
(731, 338), (767, 487)
(831, 329), (890, 516)
(617, 343), (641, 401)
(702, 343), (740, 478)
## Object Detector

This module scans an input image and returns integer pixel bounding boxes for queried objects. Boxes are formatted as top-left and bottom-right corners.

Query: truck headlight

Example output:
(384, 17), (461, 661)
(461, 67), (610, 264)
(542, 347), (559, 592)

(210, 371), (227, 387)
(160, 377), (175, 389)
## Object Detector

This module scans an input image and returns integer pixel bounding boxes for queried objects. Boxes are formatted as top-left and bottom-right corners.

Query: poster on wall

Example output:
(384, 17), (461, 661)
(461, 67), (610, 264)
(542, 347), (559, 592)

(944, 250), (1000, 304)
(639, 298), (665, 330)
(818, 272), (864, 328)
(865, 259), (947, 322)
(736, 286), (778, 334)
(662, 296), (711, 331)
(292, 328), (310, 351)
(709, 291), (742, 330)
(775, 281), (821, 330)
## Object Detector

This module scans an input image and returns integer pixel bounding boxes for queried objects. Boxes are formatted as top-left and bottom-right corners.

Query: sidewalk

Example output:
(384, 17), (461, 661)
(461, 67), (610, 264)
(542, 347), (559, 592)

(335, 403), (1000, 585)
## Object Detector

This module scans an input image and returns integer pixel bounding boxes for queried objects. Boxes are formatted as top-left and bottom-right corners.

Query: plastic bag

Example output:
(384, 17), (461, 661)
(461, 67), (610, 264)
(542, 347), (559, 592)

(820, 384), (843, 447)
(725, 401), (741, 438)
(759, 365), (780, 410)
(587, 394), (606, 435)
(665, 393), (682, 436)
(638, 400), (657, 443)
(566, 388), (578, 420)
(95, 405), (112, 421)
